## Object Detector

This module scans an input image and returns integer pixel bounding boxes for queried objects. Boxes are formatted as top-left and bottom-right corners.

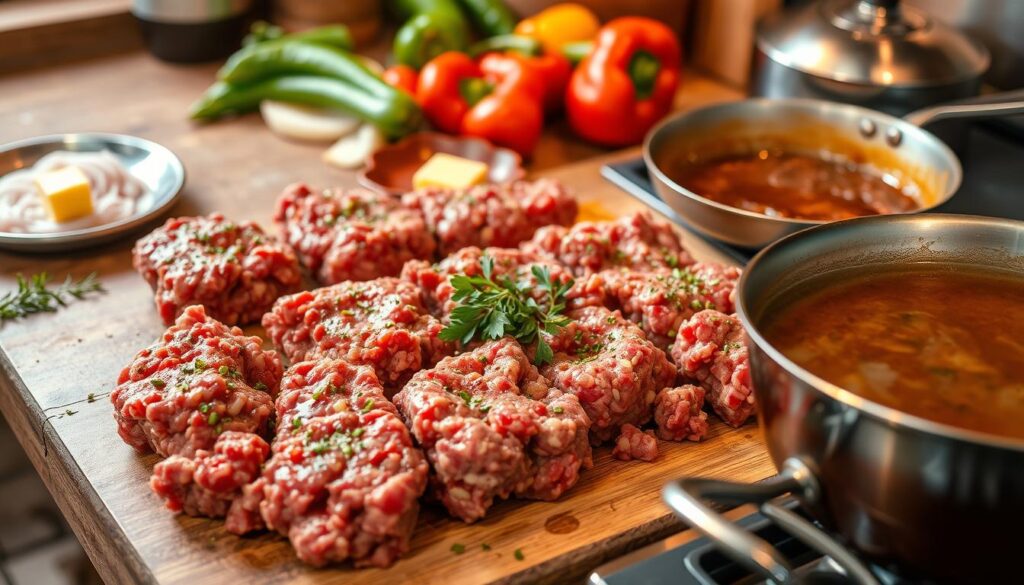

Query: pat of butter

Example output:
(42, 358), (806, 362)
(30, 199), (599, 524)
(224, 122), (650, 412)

(34, 166), (94, 223)
(412, 153), (489, 190)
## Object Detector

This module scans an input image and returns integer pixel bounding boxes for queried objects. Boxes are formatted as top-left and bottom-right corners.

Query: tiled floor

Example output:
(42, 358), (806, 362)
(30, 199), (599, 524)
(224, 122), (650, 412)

(0, 416), (101, 585)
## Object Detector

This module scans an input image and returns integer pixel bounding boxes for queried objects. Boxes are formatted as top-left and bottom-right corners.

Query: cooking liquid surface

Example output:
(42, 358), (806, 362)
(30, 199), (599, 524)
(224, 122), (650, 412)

(762, 267), (1024, 440)
(666, 150), (920, 220)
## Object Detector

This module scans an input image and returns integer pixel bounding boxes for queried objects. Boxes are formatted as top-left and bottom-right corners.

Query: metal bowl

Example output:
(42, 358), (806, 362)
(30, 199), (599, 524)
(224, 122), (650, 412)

(0, 133), (185, 252)
(665, 214), (1024, 584)
(642, 98), (962, 248)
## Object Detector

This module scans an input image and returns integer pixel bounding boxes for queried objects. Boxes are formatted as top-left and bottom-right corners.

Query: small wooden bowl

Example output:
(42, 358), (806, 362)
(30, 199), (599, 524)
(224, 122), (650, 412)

(359, 132), (525, 196)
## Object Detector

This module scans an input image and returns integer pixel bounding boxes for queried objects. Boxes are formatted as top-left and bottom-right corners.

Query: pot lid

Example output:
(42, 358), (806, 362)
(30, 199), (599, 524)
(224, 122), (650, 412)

(757, 0), (989, 87)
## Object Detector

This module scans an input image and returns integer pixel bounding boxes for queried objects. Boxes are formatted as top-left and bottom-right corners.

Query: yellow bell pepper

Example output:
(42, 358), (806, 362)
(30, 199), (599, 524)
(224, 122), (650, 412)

(514, 3), (600, 55)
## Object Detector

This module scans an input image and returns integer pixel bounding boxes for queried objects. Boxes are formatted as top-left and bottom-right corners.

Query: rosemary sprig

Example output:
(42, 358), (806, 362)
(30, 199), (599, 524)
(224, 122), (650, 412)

(438, 255), (573, 365)
(0, 272), (104, 322)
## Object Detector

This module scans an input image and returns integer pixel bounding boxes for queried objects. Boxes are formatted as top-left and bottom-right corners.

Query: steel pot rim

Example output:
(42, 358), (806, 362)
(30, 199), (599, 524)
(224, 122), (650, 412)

(734, 212), (1024, 454)
(642, 97), (963, 228)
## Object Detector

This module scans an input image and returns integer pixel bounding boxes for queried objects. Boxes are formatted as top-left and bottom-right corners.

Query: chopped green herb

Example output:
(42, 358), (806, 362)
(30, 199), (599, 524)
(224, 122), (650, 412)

(64, 409), (77, 416)
(439, 256), (573, 365)
(218, 365), (230, 376)
(199, 403), (210, 414)
(151, 379), (165, 389)
(514, 548), (525, 561)
(361, 399), (374, 413)
(86, 393), (96, 403)
(208, 412), (220, 425)
(352, 428), (365, 437)
(194, 358), (207, 372)
(177, 383), (189, 393)
(451, 543), (466, 555)
(292, 417), (302, 430)
(0, 272), (104, 322)
(254, 381), (268, 391)
(552, 406), (564, 414)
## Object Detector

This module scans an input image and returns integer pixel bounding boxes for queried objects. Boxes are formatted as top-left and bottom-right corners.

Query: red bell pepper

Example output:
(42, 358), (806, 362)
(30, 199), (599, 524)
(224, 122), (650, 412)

(382, 65), (419, 97)
(566, 17), (681, 147)
(479, 51), (572, 114)
(417, 51), (545, 156)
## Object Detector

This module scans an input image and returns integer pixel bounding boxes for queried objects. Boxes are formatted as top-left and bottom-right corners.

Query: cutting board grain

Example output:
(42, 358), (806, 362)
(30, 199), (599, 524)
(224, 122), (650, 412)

(0, 50), (767, 585)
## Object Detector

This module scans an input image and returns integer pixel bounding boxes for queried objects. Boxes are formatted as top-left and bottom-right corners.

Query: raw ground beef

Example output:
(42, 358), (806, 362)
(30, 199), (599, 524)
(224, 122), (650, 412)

(654, 384), (709, 441)
(612, 424), (659, 462)
(402, 179), (577, 256)
(402, 246), (575, 319)
(227, 359), (428, 568)
(262, 277), (453, 392)
(393, 338), (592, 523)
(523, 212), (694, 276)
(570, 262), (741, 350)
(540, 306), (676, 443)
(132, 213), (302, 326)
(671, 310), (755, 427)
(274, 183), (436, 284)
(111, 304), (281, 458)
(151, 431), (270, 518)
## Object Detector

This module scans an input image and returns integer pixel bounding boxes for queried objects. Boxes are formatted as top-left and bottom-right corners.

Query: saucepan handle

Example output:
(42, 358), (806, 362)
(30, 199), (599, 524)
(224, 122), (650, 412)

(904, 89), (1024, 128)
(662, 458), (881, 585)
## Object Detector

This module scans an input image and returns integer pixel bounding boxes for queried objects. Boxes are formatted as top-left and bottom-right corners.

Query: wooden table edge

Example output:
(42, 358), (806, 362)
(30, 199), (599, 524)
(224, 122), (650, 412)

(0, 344), (156, 585)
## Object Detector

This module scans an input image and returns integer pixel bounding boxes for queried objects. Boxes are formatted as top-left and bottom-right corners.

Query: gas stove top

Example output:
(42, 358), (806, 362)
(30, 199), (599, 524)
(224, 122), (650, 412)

(589, 499), (934, 585)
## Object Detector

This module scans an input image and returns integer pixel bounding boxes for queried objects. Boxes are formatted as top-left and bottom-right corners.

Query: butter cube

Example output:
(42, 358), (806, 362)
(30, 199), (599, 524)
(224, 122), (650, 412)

(35, 166), (93, 223)
(412, 153), (489, 190)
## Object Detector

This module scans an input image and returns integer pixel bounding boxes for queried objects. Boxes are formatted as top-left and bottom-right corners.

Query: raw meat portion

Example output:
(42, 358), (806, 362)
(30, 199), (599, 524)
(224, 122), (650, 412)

(227, 359), (428, 568)
(402, 179), (577, 255)
(402, 246), (574, 319)
(611, 424), (659, 462)
(132, 213), (302, 325)
(671, 310), (755, 427)
(262, 277), (453, 391)
(653, 384), (709, 442)
(111, 304), (280, 458)
(274, 183), (436, 284)
(393, 338), (592, 523)
(571, 263), (741, 350)
(151, 431), (270, 518)
(523, 212), (694, 276)
(540, 306), (676, 443)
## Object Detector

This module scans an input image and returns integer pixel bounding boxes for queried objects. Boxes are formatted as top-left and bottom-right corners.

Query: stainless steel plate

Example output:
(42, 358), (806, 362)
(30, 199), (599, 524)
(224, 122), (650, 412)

(0, 133), (185, 252)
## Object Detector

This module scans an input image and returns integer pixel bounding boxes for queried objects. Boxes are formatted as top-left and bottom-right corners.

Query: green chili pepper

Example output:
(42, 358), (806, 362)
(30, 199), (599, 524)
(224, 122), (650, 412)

(243, 21), (354, 51)
(392, 11), (469, 69)
(218, 42), (392, 99)
(468, 34), (542, 58)
(456, 0), (518, 37)
(190, 77), (423, 139)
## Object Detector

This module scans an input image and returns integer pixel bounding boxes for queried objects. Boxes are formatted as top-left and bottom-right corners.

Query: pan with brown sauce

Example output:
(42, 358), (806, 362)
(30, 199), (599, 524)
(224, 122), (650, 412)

(762, 266), (1024, 440)
(665, 149), (922, 221)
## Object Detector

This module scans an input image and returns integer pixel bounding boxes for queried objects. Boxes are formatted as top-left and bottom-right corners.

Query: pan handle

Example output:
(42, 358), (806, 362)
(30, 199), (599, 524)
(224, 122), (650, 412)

(904, 90), (1024, 128)
(662, 458), (881, 585)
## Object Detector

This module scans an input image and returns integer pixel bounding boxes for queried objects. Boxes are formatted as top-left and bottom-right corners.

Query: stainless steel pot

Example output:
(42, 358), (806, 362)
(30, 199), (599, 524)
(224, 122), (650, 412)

(643, 95), (1024, 248)
(753, 0), (990, 116)
(663, 214), (1024, 585)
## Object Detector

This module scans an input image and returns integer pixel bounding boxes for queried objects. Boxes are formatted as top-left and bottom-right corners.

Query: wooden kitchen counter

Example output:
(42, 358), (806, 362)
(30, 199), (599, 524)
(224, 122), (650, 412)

(0, 50), (773, 584)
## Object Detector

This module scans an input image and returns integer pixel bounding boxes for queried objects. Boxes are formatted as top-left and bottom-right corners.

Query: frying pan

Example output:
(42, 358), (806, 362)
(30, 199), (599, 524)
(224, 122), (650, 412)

(642, 93), (1024, 248)
(662, 213), (1024, 584)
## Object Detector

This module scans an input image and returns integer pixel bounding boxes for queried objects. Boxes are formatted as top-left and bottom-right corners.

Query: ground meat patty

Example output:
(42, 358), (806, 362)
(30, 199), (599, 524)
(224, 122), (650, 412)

(653, 385), (709, 441)
(571, 263), (741, 351)
(393, 338), (592, 523)
(402, 246), (575, 319)
(274, 183), (436, 284)
(262, 277), (453, 392)
(523, 212), (694, 276)
(133, 213), (302, 326)
(403, 179), (577, 256)
(611, 424), (659, 462)
(151, 431), (270, 518)
(111, 304), (281, 458)
(227, 360), (428, 568)
(540, 307), (676, 443)
(671, 310), (754, 427)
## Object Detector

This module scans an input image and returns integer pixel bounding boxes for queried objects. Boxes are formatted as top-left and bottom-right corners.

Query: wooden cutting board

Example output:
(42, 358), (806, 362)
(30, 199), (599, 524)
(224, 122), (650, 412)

(0, 51), (770, 585)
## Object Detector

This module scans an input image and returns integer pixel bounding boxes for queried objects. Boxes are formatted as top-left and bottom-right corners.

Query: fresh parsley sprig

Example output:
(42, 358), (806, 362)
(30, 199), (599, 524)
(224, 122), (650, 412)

(0, 272), (104, 323)
(439, 255), (573, 364)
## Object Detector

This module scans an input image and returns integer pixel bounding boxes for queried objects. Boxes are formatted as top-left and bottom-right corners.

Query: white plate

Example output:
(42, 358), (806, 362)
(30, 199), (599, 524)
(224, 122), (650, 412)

(0, 133), (185, 252)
